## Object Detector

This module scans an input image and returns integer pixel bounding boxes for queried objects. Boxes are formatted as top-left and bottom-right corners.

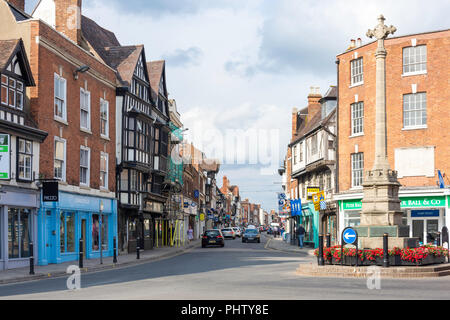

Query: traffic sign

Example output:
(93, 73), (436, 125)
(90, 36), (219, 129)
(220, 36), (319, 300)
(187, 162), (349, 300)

(342, 227), (358, 245)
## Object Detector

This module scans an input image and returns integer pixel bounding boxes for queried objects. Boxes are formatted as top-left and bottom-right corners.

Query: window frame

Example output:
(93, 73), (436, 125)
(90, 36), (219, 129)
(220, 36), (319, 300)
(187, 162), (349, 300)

(403, 92), (427, 129)
(351, 152), (364, 188)
(80, 146), (90, 187)
(100, 152), (108, 190)
(17, 138), (33, 181)
(100, 98), (109, 138)
(54, 137), (66, 182)
(80, 87), (91, 131)
(54, 73), (67, 122)
(351, 101), (364, 136)
(350, 58), (364, 86)
(402, 45), (427, 76)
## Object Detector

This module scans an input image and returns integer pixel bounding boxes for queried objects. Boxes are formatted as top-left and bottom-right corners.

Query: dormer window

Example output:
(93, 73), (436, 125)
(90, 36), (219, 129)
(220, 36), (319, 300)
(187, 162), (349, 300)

(1, 74), (23, 110)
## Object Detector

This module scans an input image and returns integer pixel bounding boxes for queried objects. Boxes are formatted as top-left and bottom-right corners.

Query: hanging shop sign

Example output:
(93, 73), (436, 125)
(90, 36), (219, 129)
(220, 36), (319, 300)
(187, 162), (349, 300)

(312, 191), (325, 211)
(307, 187), (320, 200)
(43, 181), (59, 202)
(0, 134), (10, 179)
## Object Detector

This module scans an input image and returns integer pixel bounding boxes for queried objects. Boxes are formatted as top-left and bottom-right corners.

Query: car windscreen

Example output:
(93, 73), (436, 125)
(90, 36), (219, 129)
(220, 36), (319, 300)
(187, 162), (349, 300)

(205, 231), (220, 237)
(222, 229), (232, 232)
(245, 230), (259, 235)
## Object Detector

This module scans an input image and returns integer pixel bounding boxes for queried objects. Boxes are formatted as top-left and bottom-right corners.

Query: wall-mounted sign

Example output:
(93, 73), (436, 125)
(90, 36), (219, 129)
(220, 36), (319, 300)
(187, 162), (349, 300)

(43, 182), (59, 202)
(342, 196), (446, 211)
(0, 134), (10, 180)
(307, 187), (320, 200)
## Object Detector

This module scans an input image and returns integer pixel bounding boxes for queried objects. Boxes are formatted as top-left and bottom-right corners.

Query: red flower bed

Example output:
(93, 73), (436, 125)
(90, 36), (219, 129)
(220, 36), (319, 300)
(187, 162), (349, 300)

(314, 245), (448, 264)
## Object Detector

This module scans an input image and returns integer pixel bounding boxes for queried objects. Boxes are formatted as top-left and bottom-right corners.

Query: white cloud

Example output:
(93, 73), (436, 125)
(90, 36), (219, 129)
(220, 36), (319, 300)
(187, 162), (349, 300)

(77, 0), (449, 212)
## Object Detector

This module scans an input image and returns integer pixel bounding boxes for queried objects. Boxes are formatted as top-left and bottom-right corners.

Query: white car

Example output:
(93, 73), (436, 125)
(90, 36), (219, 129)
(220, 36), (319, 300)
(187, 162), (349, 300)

(232, 227), (242, 237)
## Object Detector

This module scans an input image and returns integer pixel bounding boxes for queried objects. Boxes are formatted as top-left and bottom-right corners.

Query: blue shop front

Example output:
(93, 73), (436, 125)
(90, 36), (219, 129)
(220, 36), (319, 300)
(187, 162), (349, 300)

(38, 191), (117, 266)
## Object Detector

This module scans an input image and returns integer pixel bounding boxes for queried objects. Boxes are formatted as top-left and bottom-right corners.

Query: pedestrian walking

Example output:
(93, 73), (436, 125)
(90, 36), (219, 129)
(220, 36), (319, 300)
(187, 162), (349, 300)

(188, 226), (194, 242)
(297, 224), (306, 248)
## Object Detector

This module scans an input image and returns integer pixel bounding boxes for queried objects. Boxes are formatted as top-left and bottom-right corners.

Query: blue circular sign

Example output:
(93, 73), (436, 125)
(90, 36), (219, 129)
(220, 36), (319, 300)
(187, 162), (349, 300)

(342, 228), (358, 245)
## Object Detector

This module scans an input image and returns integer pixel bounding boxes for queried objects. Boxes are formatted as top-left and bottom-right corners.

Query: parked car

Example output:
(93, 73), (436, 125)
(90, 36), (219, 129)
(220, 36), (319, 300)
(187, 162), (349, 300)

(232, 227), (242, 237)
(242, 228), (261, 243)
(202, 230), (225, 248)
(221, 228), (236, 239)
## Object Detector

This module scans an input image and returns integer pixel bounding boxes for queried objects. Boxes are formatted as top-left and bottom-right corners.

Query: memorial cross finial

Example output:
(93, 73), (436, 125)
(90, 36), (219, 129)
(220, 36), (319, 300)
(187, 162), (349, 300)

(366, 14), (397, 41)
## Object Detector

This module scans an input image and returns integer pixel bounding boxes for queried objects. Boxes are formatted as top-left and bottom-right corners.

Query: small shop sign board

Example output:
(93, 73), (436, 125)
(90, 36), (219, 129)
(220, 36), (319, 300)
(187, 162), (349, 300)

(43, 181), (59, 202)
(0, 134), (10, 179)
(307, 187), (320, 200)
(312, 191), (325, 211)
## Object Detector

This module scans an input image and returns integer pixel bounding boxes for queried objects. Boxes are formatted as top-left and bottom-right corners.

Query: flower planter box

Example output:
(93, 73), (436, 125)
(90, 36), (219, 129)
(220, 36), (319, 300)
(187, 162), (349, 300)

(332, 257), (342, 265)
(344, 256), (357, 266)
(389, 255), (402, 266)
(401, 259), (417, 266)
(361, 258), (376, 266)
(416, 255), (446, 266)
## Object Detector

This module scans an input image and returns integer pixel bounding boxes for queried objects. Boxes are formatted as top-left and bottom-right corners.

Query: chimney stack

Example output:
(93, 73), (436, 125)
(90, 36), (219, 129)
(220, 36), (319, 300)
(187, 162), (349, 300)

(307, 86), (322, 120)
(7, 0), (25, 11)
(292, 107), (298, 140)
(55, 0), (82, 45)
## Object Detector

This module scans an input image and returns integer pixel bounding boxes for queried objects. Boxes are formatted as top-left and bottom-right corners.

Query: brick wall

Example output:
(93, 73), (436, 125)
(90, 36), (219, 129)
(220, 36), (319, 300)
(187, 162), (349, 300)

(337, 30), (450, 191)
(29, 20), (116, 192)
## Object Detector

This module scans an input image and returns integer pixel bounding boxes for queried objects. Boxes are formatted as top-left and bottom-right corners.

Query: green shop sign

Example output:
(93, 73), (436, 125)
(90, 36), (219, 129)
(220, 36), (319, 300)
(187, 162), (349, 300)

(0, 134), (10, 180)
(400, 196), (445, 208)
(343, 196), (446, 210)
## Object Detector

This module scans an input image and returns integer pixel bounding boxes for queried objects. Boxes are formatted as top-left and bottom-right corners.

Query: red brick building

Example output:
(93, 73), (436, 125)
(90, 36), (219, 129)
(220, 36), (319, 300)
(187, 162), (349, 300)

(334, 29), (450, 245)
(0, 0), (117, 265)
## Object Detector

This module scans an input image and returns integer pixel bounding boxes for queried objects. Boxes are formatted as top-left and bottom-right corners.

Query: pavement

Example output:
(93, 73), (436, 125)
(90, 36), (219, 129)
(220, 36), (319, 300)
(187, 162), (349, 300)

(0, 239), (201, 285)
(263, 233), (316, 256)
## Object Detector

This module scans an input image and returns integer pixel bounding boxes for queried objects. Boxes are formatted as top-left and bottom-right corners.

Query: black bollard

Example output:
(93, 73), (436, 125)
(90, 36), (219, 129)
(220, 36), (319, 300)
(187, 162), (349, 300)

(79, 239), (84, 269)
(326, 233), (331, 248)
(136, 237), (140, 260)
(29, 242), (35, 275)
(113, 236), (117, 264)
(383, 233), (389, 268)
(436, 232), (441, 247)
(318, 234), (324, 266)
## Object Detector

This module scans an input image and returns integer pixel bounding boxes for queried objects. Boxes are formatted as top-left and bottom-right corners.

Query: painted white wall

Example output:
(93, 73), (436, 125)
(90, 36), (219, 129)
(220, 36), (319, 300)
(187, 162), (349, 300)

(395, 147), (435, 178)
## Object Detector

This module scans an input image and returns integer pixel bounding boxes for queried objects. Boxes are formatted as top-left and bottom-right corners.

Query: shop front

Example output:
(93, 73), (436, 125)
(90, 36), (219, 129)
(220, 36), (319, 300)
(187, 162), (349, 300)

(299, 202), (319, 248)
(0, 186), (39, 271)
(337, 190), (450, 246)
(38, 191), (117, 266)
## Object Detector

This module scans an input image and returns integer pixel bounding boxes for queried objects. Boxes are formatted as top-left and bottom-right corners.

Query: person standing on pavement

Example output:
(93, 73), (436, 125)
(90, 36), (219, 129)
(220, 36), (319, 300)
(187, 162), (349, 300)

(297, 224), (306, 248)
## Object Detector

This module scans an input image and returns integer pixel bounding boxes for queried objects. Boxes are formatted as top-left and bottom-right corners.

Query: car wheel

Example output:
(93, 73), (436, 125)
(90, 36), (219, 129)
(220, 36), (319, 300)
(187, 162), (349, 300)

(221, 244), (224, 247)
(258, 239), (261, 243)
(202, 244), (206, 248)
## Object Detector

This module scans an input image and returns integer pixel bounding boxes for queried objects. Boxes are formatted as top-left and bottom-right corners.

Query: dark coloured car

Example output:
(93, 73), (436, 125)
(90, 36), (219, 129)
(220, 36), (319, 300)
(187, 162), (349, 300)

(202, 230), (225, 248)
(242, 229), (261, 243)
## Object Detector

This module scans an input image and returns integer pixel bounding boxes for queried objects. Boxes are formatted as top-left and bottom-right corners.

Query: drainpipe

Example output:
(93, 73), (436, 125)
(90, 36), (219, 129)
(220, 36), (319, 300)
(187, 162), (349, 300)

(335, 58), (340, 244)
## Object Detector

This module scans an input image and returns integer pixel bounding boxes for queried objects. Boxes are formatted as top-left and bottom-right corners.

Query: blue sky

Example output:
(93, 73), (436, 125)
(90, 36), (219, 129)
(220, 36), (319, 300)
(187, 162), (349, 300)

(25, 0), (450, 212)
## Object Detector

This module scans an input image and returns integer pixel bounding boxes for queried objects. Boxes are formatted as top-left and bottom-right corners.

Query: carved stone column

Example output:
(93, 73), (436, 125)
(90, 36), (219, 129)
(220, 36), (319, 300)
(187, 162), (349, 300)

(356, 15), (418, 249)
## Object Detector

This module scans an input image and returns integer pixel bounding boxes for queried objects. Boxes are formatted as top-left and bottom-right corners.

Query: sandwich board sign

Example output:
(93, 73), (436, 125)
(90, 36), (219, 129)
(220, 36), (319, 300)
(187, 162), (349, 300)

(0, 134), (10, 179)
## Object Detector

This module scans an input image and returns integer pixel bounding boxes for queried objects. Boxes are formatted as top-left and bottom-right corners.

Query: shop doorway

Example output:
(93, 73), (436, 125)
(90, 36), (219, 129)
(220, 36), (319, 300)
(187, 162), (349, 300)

(81, 219), (87, 259)
(412, 219), (439, 245)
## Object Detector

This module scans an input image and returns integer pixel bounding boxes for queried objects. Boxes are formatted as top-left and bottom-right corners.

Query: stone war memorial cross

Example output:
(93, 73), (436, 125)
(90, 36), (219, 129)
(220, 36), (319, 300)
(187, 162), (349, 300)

(356, 15), (419, 250)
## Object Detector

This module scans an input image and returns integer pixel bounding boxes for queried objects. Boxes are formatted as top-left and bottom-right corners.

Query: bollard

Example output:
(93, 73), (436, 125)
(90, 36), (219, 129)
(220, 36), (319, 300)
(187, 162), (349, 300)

(29, 242), (35, 275)
(436, 232), (441, 247)
(113, 236), (117, 264)
(79, 239), (84, 269)
(383, 233), (389, 268)
(136, 237), (140, 260)
(326, 233), (331, 248)
(318, 234), (324, 266)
